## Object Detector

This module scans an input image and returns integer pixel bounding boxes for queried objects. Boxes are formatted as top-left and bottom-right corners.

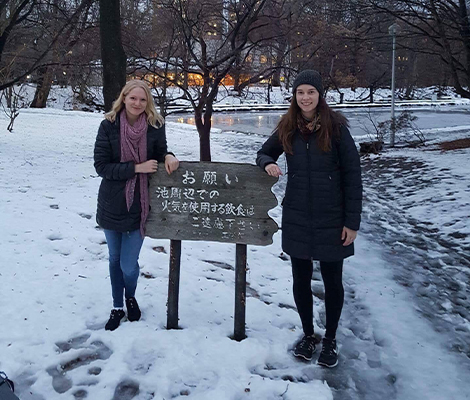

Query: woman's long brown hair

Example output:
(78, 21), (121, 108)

(276, 94), (348, 154)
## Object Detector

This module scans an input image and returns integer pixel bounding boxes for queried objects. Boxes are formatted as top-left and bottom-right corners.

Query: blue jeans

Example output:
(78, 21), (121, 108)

(104, 229), (144, 308)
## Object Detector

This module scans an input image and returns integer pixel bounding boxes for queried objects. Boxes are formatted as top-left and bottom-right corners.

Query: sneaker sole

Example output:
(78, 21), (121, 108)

(293, 348), (317, 361)
(317, 359), (338, 368)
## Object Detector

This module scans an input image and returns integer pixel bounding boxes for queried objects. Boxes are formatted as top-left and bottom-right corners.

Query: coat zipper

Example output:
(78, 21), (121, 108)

(306, 138), (314, 238)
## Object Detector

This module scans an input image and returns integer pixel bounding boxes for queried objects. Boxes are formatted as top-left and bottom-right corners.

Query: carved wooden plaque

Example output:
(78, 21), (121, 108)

(146, 161), (278, 245)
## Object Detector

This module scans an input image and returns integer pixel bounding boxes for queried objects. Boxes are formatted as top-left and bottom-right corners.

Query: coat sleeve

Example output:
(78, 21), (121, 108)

(338, 125), (362, 231)
(94, 120), (136, 181)
(153, 123), (173, 163)
(256, 130), (284, 171)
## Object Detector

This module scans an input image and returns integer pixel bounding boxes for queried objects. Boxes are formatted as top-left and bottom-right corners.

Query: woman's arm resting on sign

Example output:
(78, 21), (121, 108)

(256, 130), (284, 170)
(165, 154), (180, 174)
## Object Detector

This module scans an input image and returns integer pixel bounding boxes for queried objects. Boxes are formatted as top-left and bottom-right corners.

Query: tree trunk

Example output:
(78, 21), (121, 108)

(30, 66), (54, 108)
(284, 66), (292, 91)
(233, 70), (240, 93)
(195, 108), (212, 162)
(272, 41), (286, 87)
(160, 78), (168, 117)
(233, 54), (241, 93)
(99, 0), (126, 112)
(6, 86), (12, 108)
(7, 111), (19, 132)
(458, 0), (470, 86)
(182, 48), (189, 91)
(271, 71), (281, 87)
(77, 81), (87, 103)
(404, 52), (418, 99)
(30, 0), (60, 109)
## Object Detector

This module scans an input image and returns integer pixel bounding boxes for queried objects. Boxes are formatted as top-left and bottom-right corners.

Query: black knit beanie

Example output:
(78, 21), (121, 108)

(292, 70), (323, 97)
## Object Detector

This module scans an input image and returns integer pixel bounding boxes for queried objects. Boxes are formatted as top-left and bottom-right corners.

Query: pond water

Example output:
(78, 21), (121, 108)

(167, 106), (470, 140)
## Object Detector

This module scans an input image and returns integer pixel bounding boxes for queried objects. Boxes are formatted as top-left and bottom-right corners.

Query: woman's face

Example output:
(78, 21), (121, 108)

(123, 87), (148, 120)
(296, 84), (319, 119)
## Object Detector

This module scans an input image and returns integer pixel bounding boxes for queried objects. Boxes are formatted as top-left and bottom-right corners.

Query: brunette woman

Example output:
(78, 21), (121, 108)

(94, 80), (179, 331)
(256, 70), (362, 367)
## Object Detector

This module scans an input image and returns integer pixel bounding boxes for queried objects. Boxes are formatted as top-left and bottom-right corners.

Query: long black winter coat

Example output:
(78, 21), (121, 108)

(256, 125), (362, 261)
(94, 116), (170, 232)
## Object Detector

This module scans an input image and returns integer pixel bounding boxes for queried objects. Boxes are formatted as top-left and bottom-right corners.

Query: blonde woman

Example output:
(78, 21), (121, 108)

(94, 80), (179, 331)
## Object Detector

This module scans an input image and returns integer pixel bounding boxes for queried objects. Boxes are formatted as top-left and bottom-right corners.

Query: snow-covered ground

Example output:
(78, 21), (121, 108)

(1, 108), (470, 400)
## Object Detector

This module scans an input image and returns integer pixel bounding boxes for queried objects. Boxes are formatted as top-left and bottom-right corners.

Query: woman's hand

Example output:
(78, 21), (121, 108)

(165, 154), (180, 175)
(135, 160), (158, 173)
(341, 227), (357, 246)
(265, 164), (283, 177)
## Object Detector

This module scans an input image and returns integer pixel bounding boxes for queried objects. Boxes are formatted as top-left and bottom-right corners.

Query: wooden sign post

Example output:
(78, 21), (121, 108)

(147, 161), (278, 341)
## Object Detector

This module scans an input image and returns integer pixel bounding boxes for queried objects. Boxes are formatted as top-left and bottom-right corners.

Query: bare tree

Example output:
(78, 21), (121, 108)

(127, 0), (297, 161)
(366, 0), (470, 98)
(1, 0), (96, 93)
(1, 83), (27, 132)
(27, 0), (99, 108)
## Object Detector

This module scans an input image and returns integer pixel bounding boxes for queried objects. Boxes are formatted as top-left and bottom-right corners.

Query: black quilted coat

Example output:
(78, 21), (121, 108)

(256, 126), (362, 261)
(94, 115), (170, 232)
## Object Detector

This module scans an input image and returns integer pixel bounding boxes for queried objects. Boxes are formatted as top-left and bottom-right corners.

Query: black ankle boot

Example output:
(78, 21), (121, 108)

(126, 297), (141, 322)
(105, 309), (125, 331)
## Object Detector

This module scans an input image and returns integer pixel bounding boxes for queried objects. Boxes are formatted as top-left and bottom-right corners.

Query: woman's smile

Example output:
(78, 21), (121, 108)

(123, 87), (148, 123)
(296, 84), (320, 119)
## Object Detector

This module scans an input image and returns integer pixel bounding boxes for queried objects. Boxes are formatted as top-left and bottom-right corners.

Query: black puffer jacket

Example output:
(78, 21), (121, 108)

(256, 126), (362, 261)
(94, 116), (170, 232)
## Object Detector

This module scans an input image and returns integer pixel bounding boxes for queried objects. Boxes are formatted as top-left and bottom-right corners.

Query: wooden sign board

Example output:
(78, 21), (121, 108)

(147, 161), (278, 245)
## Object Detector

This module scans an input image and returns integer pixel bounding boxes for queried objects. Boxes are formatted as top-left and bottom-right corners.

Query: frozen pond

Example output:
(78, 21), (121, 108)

(168, 106), (470, 139)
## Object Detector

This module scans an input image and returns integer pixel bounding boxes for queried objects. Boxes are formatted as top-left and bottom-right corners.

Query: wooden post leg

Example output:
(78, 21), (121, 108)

(167, 239), (181, 329)
(234, 243), (247, 341)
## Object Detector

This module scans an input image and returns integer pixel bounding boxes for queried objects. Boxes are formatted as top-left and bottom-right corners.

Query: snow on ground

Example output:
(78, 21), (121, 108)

(360, 144), (470, 358)
(1, 108), (470, 400)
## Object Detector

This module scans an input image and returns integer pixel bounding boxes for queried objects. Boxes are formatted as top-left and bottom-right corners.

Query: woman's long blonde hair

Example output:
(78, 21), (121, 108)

(105, 80), (164, 128)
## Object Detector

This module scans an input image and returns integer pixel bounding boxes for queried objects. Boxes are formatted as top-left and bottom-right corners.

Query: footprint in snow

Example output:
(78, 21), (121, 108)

(47, 333), (112, 397)
(47, 233), (63, 241)
(112, 380), (140, 400)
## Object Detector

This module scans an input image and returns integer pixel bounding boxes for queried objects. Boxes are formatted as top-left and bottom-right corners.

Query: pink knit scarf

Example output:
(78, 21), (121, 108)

(120, 109), (149, 237)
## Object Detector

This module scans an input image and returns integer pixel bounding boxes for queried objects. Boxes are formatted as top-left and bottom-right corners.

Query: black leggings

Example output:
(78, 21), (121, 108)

(291, 257), (344, 339)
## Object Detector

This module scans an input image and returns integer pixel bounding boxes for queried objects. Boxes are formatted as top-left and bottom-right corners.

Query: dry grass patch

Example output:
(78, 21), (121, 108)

(439, 138), (470, 151)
